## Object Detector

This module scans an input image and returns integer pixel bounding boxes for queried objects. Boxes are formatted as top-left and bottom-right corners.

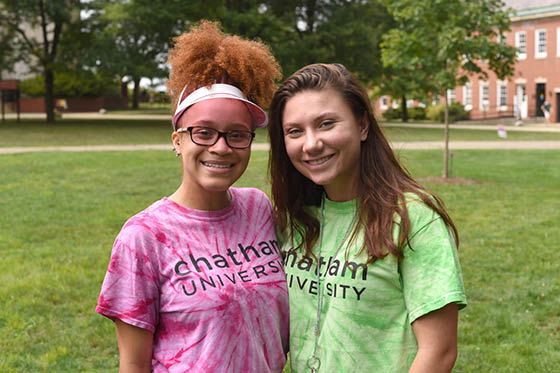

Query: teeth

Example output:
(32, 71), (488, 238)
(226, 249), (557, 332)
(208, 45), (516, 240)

(202, 161), (232, 169)
(308, 155), (332, 165)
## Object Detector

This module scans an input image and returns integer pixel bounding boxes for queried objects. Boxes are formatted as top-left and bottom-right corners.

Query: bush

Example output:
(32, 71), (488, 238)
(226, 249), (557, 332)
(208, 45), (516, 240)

(408, 106), (426, 120)
(425, 102), (470, 123)
(19, 70), (120, 98)
(383, 107), (402, 120)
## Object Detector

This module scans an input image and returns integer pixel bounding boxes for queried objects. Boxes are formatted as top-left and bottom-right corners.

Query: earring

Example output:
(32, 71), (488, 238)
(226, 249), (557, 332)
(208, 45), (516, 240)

(172, 148), (180, 157)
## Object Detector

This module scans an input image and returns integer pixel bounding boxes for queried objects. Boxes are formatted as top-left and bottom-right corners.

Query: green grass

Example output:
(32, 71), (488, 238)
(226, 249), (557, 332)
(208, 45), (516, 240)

(2, 118), (560, 148)
(0, 119), (271, 147)
(1, 148), (559, 371)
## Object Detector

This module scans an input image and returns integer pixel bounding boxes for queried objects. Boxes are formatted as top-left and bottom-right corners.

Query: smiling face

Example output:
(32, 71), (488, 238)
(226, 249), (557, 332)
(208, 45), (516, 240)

(282, 88), (368, 202)
(172, 98), (253, 209)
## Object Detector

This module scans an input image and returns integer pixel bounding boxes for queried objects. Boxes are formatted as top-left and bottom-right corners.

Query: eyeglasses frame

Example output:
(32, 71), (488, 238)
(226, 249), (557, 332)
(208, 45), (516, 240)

(176, 126), (255, 149)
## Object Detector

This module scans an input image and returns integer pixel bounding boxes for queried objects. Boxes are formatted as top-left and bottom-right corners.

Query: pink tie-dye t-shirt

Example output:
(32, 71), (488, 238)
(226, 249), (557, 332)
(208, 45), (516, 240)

(96, 188), (289, 372)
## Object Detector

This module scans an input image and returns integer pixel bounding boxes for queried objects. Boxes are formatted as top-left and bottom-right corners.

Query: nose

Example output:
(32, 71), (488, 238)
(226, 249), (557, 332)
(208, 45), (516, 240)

(302, 131), (323, 154)
(208, 135), (233, 154)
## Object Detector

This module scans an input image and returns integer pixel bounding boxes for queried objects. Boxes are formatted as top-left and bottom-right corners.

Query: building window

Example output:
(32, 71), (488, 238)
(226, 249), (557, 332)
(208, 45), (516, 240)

(497, 82), (507, 110)
(557, 27), (560, 57)
(392, 99), (399, 108)
(447, 89), (456, 103)
(515, 31), (526, 59)
(480, 83), (489, 111)
(463, 84), (472, 110)
(380, 96), (388, 109)
(535, 29), (547, 58)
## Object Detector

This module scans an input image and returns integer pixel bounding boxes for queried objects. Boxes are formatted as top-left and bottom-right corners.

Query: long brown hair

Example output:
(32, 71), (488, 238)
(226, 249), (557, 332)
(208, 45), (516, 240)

(268, 63), (458, 263)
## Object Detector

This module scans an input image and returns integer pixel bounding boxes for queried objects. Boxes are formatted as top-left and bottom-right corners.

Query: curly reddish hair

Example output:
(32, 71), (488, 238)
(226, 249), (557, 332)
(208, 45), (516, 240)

(167, 20), (281, 111)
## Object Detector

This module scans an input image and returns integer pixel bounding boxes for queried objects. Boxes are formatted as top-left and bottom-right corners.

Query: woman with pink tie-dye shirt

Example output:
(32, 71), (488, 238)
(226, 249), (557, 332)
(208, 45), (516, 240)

(96, 21), (288, 373)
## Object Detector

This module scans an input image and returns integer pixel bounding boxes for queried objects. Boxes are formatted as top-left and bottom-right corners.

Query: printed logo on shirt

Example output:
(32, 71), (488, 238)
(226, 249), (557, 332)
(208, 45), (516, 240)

(174, 240), (283, 296)
(284, 251), (368, 301)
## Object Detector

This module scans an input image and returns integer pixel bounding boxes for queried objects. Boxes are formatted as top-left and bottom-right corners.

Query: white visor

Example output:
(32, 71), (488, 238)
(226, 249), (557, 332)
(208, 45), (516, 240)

(172, 83), (268, 129)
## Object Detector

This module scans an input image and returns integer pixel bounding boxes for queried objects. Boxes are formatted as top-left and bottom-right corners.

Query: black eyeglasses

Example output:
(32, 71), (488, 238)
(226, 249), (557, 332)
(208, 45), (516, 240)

(176, 126), (255, 149)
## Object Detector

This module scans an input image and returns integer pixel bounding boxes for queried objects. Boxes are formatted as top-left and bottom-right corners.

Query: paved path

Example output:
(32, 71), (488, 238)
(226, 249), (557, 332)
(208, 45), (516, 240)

(2, 141), (560, 154)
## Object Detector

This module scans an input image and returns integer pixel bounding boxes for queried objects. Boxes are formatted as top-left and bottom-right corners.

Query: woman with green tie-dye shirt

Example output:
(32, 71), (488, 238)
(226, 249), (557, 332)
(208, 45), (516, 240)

(268, 63), (467, 372)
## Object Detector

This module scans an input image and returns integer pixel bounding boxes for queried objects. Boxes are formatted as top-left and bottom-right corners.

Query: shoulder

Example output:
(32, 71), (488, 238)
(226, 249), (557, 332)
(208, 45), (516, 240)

(230, 187), (272, 209)
(400, 192), (446, 238)
(116, 199), (170, 248)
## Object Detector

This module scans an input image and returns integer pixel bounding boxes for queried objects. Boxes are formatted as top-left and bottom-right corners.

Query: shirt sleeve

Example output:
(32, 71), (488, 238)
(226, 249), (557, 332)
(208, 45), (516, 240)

(399, 201), (467, 323)
(96, 221), (160, 333)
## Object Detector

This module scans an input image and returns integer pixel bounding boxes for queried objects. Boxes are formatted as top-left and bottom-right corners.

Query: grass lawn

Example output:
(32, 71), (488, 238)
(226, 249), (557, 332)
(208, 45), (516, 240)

(2, 118), (560, 148)
(1, 147), (558, 371)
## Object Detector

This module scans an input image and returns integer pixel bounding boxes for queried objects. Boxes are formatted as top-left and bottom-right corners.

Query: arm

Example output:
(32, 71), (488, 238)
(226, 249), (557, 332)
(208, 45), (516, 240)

(409, 303), (458, 373)
(115, 319), (154, 373)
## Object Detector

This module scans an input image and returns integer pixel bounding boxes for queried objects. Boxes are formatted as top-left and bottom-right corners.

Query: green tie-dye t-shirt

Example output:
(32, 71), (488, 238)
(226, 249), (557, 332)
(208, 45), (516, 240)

(282, 195), (466, 372)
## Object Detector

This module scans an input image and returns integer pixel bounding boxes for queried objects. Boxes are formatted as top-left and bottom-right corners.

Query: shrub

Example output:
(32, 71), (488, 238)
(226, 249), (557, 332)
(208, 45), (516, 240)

(425, 102), (470, 123)
(383, 107), (402, 120)
(19, 70), (120, 98)
(408, 106), (426, 120)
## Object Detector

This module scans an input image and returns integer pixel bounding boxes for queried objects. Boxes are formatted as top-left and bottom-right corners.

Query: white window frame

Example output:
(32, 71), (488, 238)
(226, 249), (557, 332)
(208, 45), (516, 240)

(515, 31), (526, 60)
(463, 83), (472, 110)
(380, 96), (388, 110)
(480, 82), (489, 111)
(392, 99), (399, 109)
(497, 81), (507, 111)
(557, 27), (560, 57)
(447, 89), (456, 103)
(535, 29), (547, 59)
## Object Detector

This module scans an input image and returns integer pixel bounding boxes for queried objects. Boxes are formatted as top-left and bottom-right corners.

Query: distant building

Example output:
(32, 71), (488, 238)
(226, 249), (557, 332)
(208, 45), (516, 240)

(375, 0), (560, 123)
(457, 0), (560, 123)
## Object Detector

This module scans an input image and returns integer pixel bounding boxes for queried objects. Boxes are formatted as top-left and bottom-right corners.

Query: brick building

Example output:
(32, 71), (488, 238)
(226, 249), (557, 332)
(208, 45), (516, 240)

(458, 0), (560, 123)
(375, 0), (560, 123)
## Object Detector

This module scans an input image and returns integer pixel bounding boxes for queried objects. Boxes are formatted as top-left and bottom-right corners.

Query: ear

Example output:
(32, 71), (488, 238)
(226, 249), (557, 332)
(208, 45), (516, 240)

(359, 115), (369, 141)
(171, 132), (181, 153)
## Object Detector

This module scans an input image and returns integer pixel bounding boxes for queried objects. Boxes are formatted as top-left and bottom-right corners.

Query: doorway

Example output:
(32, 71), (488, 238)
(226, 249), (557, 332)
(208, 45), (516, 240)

(536, 83), (545, 117)
(556, 93), (560, 123)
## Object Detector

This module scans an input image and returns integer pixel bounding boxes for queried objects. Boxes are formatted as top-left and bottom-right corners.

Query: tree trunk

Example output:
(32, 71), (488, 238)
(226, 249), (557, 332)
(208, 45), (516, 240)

(45, 68), (55, 123)
(132, 76), (141, 109)
(442, 91), (450, 178)
(401, 94), (408, 122)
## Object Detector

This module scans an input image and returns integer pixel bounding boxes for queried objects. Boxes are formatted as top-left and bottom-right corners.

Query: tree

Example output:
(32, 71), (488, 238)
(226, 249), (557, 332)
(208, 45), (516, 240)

(213, 0), (392, 84)
(267, 0), (392, 83)
(88, 0), (220, 109)
(381, 0), (517, 177)
(0, 25), (19, 80)
(0, 0), (83, 123)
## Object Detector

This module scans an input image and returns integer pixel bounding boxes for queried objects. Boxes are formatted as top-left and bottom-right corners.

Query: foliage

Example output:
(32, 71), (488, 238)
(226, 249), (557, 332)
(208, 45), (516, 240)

(86, 0), (218, 109)
(426, 102), (469, 123)
(383, 105), (426, 121)
(0, 22), (18, 78)
(265, 0), (393, 83)
(408, 106), (426, 120)
(0, 0), (88, 122)
(381, 0), (517, 177)
(383, 107), (402, 121)
(19, 71), (120, 98)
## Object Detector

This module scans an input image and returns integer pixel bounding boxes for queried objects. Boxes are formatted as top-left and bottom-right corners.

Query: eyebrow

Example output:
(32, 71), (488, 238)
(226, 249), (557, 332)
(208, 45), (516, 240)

(284, 111), (339, 127)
